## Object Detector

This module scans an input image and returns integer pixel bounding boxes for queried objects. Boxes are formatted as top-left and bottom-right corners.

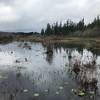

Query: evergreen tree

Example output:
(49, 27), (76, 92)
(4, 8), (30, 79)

(40, 15), (100, 36)
(45, 23), (51, 35)
(77, 18), (85, 31)
(41, 28), (45, 35)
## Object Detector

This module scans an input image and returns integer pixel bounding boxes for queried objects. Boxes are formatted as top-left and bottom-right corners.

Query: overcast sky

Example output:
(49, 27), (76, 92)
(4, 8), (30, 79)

(0, 0), (100, 32)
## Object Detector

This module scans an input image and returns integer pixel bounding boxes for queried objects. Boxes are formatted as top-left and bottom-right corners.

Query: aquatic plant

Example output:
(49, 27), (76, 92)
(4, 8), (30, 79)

(70, 50), (82, 76)
(70, 50), (98, 95)
(18, 42), (32, 50)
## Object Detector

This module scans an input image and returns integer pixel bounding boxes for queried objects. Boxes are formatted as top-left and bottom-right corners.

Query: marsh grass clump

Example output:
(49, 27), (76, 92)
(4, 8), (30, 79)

(70, 50), (98, 95)
(46, 45), (53, 55)
(18, 42), (32, 50)
(46, 42), (53, 56)
(79, 68), (97, 92)
(70, 50), (81, 76)
(72, 61), (81, 76)
(46, 44), (53, 64)
(23, 42), (32, 50)
(79, 56), (98, 94)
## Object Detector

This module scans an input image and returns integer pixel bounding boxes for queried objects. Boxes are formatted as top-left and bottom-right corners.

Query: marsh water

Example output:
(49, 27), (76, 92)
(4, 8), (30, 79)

(0, 42), (100, 100)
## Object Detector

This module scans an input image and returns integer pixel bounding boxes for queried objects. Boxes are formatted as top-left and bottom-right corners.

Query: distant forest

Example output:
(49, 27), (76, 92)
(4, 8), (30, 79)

(41, 16), (100, 37)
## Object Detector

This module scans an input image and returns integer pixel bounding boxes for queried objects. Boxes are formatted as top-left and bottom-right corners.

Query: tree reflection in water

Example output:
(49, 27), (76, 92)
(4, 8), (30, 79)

(45, 42), (54, 64)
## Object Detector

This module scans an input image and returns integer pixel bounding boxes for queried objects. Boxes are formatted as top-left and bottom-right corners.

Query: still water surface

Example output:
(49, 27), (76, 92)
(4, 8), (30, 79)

(0, 42), (100, 100)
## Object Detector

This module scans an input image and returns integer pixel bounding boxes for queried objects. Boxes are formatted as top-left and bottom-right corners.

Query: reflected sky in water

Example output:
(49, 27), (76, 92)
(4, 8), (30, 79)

(0, 42), (99, 100)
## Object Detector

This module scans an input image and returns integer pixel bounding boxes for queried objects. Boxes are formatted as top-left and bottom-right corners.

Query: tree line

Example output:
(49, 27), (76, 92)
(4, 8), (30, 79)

(41, 16), (100, 36)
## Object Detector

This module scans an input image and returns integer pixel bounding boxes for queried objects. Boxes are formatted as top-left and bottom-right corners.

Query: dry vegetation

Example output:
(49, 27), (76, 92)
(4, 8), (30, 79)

(69, 51), (98, 97)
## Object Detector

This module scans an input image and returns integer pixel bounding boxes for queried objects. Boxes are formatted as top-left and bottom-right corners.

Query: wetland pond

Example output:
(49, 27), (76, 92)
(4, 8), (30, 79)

(0, 42), (100, 100)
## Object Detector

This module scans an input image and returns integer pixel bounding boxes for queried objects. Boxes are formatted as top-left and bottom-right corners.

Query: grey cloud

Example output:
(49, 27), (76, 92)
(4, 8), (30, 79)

(0, 0), (100, 32)
(0, 0), (15, 5)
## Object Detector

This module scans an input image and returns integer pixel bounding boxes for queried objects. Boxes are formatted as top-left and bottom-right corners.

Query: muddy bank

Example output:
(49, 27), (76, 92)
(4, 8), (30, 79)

(15, 35), (100, 52)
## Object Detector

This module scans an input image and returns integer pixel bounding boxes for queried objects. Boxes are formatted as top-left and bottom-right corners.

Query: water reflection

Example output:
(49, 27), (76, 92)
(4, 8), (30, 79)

(46, 44), (53, 64)
(0, 42), (99, 100)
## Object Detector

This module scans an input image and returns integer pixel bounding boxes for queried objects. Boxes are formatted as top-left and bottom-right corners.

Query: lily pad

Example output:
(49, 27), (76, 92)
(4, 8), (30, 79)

(33, 93), (40, 97)
(44, 89), (49, 92)
(64, 82), (68, 85)
(0, 75), (7, 79)
(56, 91), (60, 95)
(89, 91), (95, 95)
(59, 86), (64, 90)
(78, 90), (85, 97)
(23, 89), (28, 93)
(71, 89), (77, 94)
